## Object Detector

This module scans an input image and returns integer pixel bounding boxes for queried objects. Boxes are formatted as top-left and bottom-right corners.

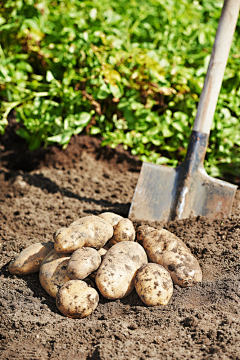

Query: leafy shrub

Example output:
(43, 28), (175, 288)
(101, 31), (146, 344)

(0, 0), (240, 177)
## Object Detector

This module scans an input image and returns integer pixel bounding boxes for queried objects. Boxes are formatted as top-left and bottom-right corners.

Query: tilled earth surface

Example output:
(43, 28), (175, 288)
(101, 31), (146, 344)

(0, 128), (240, 359)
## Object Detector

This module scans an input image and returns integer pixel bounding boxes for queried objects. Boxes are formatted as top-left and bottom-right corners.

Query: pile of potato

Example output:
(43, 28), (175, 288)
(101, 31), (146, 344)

(8, 213), (202, 318)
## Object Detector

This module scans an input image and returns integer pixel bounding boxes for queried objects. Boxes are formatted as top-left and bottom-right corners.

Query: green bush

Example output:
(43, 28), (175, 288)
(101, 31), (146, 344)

(0, 0), (240, 177)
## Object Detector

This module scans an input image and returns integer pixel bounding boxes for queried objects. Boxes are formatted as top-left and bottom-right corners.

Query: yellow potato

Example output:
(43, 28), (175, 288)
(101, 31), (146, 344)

(160, 251), (202, 287)
(54, 215), (113, 253)
(56, 279), (99, 318)
(66, 247), (101, 280)
(111, 218), (135, 245)
(96, 241), (148, 300)
(39, 250), (71, 297)
(135, 263), (173, 306)
(98, 212), (123, 226)
(8, 242), (54, 275)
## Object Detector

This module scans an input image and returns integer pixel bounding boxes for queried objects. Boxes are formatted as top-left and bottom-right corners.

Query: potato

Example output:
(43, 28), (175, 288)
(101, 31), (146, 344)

(54, 215), (113, 253)
(141, 228), (191, 264)
(98, 212), (123, 226)
(111, 218), (135, 245)
(39, 250), (71, 297)
(160, 251), (202, 287)
(96, 241), (148, 300)
(56, 279), (99, 318)
(53, 226), (85, 253)
(8, 242), (54, 275)
(66, 247), (101, 280)
(135, 263), (173, 306)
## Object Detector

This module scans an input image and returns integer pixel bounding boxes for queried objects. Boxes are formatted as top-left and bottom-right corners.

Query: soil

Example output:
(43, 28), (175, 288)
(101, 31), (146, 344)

(0, 124), (240, 360)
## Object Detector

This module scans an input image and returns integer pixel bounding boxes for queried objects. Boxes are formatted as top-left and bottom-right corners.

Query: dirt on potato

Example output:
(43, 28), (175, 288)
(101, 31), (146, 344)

(0, 123), (240, 360)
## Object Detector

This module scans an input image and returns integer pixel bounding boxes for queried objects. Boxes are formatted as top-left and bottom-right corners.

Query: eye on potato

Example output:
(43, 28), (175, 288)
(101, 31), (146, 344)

(56, 279), (99, 318)
(95, 241), (148, 300)
(39, 249), (71, 297)
(8, 242), (54, 276)
(54, 215), (113, 253)
(98, 212), (123, 226)
(66, 247), (101, 280)
(135, 263), (173, 306)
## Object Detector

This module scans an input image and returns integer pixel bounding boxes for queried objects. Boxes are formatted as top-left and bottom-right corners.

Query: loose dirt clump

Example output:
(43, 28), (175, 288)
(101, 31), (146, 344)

(0, 130), (240, 359)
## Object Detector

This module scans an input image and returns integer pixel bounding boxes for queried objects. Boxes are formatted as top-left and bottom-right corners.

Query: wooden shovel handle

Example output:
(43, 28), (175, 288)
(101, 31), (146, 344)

(193, 0), (240, 134)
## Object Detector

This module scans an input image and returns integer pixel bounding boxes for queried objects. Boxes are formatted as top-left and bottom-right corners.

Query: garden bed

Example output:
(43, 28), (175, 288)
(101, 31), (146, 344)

(0, 131), (240, 359)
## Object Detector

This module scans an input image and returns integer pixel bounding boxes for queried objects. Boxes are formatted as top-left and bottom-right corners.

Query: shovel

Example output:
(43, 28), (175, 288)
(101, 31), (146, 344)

(129, 0), (239, 222)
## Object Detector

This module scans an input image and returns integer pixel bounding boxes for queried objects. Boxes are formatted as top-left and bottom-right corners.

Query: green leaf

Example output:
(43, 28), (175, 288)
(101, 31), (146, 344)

(97, 82), (110, 100)
(15, 128), (31, 141)
(74, 112), (91, 126)
(47, 131), (72, 145)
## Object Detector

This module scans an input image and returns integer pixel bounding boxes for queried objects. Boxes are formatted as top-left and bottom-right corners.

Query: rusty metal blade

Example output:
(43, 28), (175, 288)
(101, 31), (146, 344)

(128, 162), (237, 222)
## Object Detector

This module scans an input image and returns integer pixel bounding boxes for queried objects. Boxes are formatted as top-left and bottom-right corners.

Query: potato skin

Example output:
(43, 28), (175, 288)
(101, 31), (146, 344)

(95, 241), (148, 300)
(135, 263), (173, 306)
(8, 242), (54, 275)
(56, 280), (99, 318)
(39, 250), (71, 297)
(98, 212), (123, 226)
(66, 247), (101, 280)
(54, 216), (113, 253)
(160, 251), (202, 287)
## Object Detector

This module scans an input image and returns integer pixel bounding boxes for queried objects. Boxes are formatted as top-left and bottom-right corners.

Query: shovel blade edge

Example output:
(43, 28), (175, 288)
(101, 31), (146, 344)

(128, 162), (237, 222)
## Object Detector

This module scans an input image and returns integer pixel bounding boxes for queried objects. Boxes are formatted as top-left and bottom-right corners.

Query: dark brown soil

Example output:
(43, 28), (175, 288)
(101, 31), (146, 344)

(0, 128), (240, 360)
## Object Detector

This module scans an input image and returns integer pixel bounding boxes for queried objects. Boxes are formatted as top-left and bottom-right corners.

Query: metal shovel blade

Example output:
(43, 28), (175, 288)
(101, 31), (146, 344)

(128, 132), (237, 222)
(128, 161), (237, 222)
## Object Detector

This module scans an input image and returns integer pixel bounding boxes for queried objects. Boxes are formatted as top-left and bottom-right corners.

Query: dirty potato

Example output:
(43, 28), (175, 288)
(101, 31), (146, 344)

(39, 250), (71, 297)
(160, 251), (202, 287)
(111, 218), (135, 245)
(54, 215), (113, 253)
(135, 263), (173, 306)
(8, 242), (54, 275)
(96, 241), (148, 300)
(56, 279), (99, 318)
(66, 247), (101, 280)
(98, 212), (123, 226)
